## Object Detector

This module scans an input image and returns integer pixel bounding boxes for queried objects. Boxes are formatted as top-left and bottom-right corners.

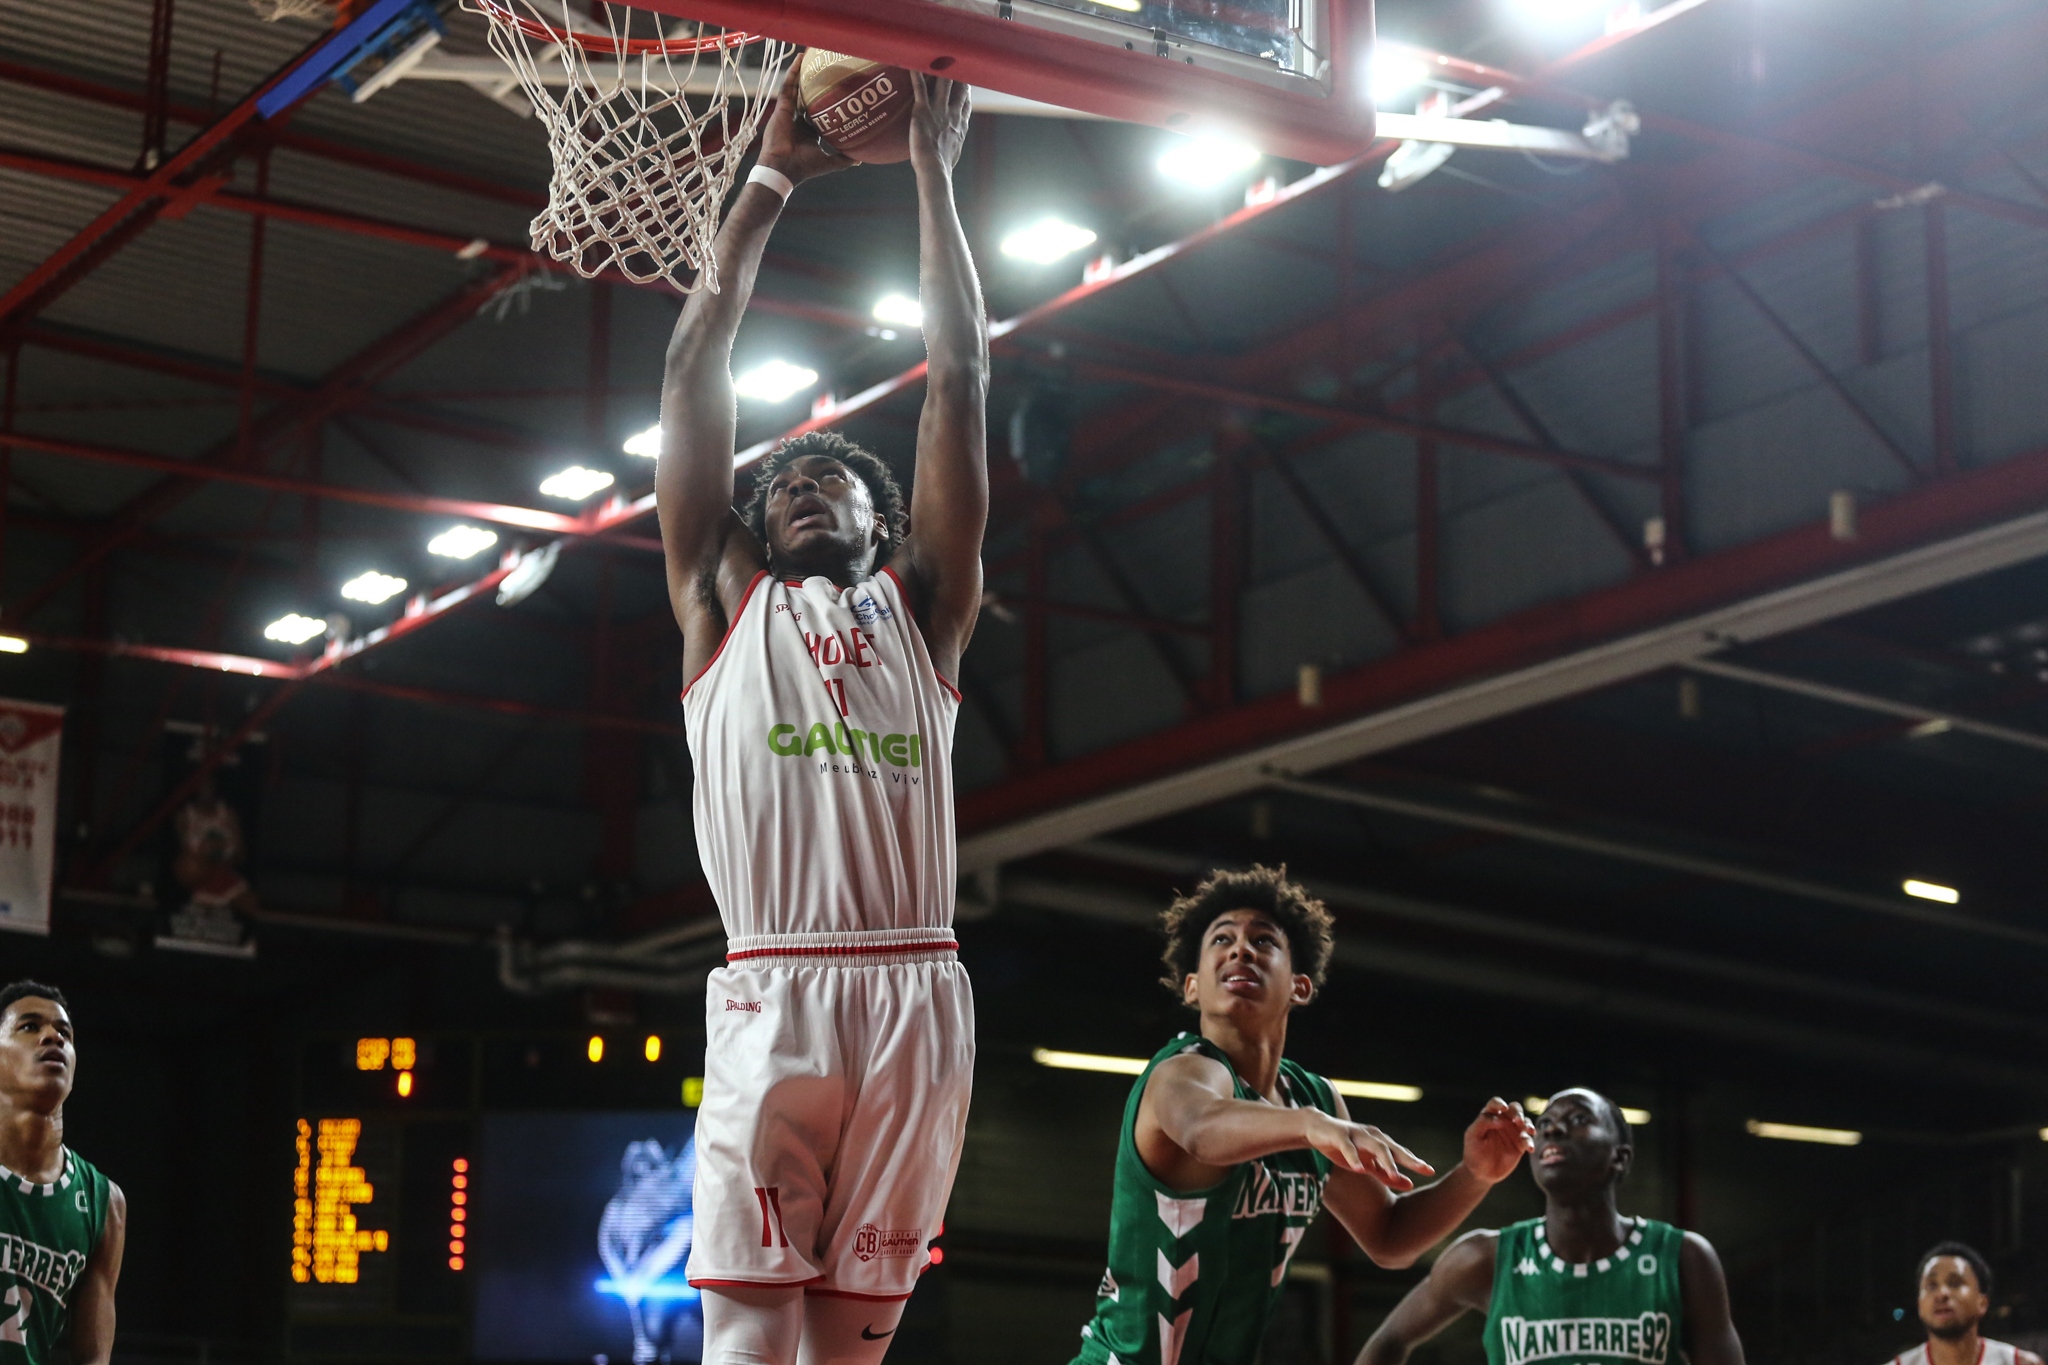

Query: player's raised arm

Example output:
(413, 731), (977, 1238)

(1323, 1096), (1534, 1269)
(1138, 1052), (1434, 1190)
(658, 69), (847, 674)
(895, 74), (989, 681)
(1353, 1230), (1498, 1365)
(69, 1182), (125, 1365)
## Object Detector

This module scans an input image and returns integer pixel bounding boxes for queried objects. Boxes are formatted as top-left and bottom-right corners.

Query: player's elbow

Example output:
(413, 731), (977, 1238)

(1363, 1244), (1423, 1272)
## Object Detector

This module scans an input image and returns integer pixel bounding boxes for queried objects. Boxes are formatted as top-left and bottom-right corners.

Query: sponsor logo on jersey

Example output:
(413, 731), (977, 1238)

(1497, 1313), (1672, 1364)
(724, 999), (762, 1013)
(1230, 1161), (1323, 1223)
(851, 1224), (921, 1262)
(0, 1231), (87, 1301)
(852, 592), (893, 626)
(766, 722), (923, 768)
(1515, 1256), (1542, 1275)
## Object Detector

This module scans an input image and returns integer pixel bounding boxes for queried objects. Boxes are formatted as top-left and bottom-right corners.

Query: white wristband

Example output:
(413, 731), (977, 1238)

(747, 163), (794, 202)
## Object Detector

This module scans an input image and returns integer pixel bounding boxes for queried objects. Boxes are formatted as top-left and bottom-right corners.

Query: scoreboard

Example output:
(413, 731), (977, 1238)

(286, 1031), (705, 1363)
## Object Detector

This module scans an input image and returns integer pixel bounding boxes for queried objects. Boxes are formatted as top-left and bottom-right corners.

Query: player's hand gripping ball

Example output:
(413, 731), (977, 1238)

(798, 48), (916, 164)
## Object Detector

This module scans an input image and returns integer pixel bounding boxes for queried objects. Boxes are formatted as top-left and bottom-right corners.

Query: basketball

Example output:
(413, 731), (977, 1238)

(798, 48), (915, 164)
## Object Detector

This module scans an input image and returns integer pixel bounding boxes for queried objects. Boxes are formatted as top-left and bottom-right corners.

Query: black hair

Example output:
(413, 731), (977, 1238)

(0, 981), (69, 1019)
(1158, 865), (1335, 1006)
(1917, 1241), (1993, 1300)
(744, 431), (907, 556)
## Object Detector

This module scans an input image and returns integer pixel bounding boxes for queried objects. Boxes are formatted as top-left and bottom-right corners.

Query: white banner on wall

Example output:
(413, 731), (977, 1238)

(0, 699), (63, 936)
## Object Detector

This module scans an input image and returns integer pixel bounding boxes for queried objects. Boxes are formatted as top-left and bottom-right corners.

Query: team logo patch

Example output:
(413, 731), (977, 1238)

(851, 1224), (922, 1261)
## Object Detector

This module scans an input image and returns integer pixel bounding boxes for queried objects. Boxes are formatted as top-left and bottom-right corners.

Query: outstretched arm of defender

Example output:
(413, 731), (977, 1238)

(658, 69), (847, 664)
(1354, 1230), (1496, 1365)
(70, 1182), (125, 1365)
(1678, 1232), (1745, 1365)
(1137, 1054), (1434, 1192)
(1325, 1097), (1534, 1269)
(895, 74), (989, 680)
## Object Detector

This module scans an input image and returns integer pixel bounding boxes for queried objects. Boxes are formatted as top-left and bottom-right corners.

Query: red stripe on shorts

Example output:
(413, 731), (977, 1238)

(725, 940), (958, 963)
(805, 1286), (916, 1302)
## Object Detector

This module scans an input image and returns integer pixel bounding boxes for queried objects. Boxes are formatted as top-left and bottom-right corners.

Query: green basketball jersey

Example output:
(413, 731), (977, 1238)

(1485, 1216), (1685, 1365)
(0, 1149), (111, 1365)
(1071, 1033), (1337, 1365)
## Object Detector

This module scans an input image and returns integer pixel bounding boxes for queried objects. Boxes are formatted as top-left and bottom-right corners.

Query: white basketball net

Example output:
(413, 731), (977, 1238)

(466, 0), (796, 293)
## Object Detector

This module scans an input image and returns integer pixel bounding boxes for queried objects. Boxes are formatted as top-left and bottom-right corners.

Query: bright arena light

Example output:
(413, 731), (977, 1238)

(539, 466), (616, 500)
(340, 571), (408, 605)
(1329, 1079), (1424, 1103)
(733, 359), (820, 403)
(1371, 45), (1431, 106)
(264, 613), (328, 645)
(0, 636), (25, 655)
(1902, 878), (1959, 904)
(1746, 1119), (1862, 1146)
(1000, 218), (1098, 264)
(1032, 1048), (1146, 1075)
(428, 525), (498, 559)
(1524, 1096), (1650, 1124)
(872, 293), (923, 329)
(1156, 133), (1262, 188)
(623, 423), (662, 458)
(1509, 0), (1610, 27)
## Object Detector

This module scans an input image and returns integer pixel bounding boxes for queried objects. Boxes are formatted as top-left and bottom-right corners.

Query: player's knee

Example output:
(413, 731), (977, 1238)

(797, 1292), (906, 1365)
(701, 1284), (805, 1365)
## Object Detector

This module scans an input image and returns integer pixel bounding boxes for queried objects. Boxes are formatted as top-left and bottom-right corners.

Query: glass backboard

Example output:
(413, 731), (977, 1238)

(645, 0), (1376, 165)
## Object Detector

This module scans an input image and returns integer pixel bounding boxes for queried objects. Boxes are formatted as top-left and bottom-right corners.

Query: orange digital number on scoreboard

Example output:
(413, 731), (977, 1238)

(290, 1118), (391, 1285)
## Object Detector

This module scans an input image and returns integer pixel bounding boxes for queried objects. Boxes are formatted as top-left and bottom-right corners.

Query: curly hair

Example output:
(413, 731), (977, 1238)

(1158, 865), (1335, 1007)
(744, 431), (907, 557)
(0, 980), (69, 1018)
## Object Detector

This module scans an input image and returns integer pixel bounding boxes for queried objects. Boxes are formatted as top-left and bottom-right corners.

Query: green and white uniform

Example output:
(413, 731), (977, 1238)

(1485, 1215), (1686, 1365)
(1072, 1034), (1337, 1365)
(0, 1150), (111, 1365)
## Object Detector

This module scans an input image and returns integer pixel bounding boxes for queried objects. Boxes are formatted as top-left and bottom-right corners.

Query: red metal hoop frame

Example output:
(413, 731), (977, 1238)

(471, 0), (767, 57)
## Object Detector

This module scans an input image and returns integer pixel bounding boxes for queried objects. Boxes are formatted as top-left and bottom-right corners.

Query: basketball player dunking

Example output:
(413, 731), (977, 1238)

(1357, 1088), (1744, 1365)
(1886, 1242), (2041, 1365)
(1072, 868), (1536, 1365)
(657, 69), (985, 1365)
(0, 982), (124, 1365)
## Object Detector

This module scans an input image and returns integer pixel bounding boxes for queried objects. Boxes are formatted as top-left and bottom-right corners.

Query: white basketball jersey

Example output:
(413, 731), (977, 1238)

(683, 567), (960, 945)
(1893, 1341), (2019, 1365)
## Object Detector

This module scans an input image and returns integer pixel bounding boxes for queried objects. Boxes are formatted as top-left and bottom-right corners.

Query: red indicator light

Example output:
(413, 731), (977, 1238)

(448, 1256), (465, 1271)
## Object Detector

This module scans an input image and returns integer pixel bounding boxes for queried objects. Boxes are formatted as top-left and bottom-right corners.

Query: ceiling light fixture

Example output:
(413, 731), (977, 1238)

(264, 613), (328, 646)
(733, 359), (820, 403)
(539, 466), (616, 500)
(1523, 1096), (1651, 1124)
(1031, 1047), (1146, 1075)
(340, 571), (408, 605)
(1902, 878), (1960, 904)
(1329, 1079), (1423, 1102)
(1157, 133), (1262, 188)
(0, 637), (25, 655)
(428, 525), (498, 559)
(623, 424), (662, 458)
(1371, 45), (1431, 106)
(1000, 218), (1098, 265)
(872, 293), (923, 329)
(1746, 1119), (1862, 1146)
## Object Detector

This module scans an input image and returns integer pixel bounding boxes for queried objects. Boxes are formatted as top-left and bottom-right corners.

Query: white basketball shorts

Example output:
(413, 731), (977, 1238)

(686, 937), (974, 1300)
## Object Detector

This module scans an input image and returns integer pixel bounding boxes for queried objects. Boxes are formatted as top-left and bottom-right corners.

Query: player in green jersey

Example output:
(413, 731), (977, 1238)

(0, 982), (124, 1365)
(1357, 1087), (1744, 1365)
(1071, 867), (1537, 1365)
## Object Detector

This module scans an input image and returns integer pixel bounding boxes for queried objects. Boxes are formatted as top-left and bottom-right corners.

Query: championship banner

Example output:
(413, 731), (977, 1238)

(0, 699), (63, 936)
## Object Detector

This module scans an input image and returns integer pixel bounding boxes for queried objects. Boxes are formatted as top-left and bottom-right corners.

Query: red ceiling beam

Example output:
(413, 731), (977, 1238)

(17, 630), (688, 735)
(956, 435), (2048, 837)
(1, 263), (531, 627)
(0, 55), (546, 211)
(0, 427), (662, 549)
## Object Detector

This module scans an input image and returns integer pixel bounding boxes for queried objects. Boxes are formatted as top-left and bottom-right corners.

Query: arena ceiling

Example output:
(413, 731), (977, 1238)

(4, 0), (2048, 1113)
